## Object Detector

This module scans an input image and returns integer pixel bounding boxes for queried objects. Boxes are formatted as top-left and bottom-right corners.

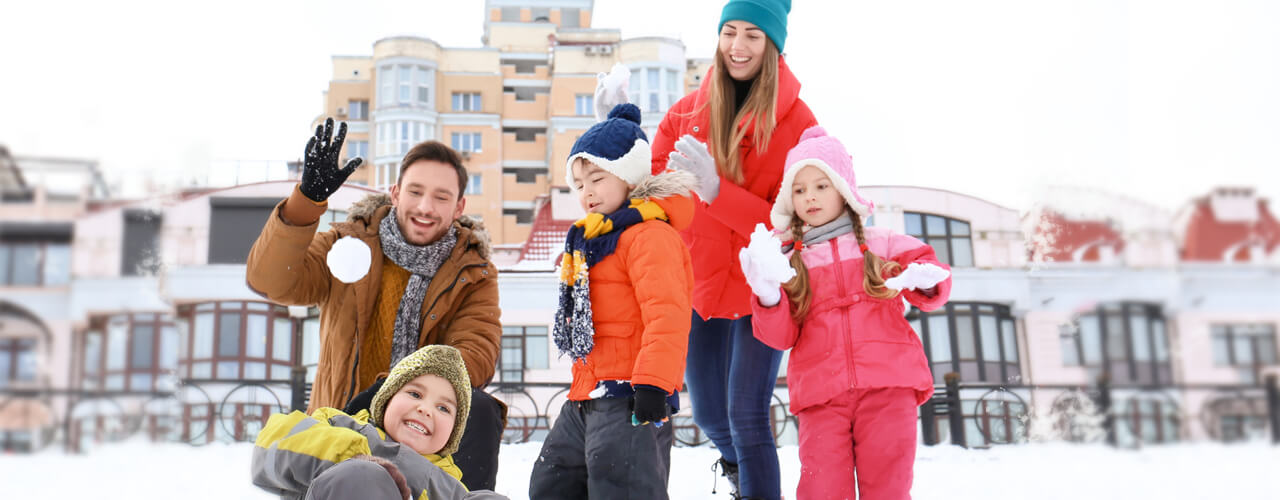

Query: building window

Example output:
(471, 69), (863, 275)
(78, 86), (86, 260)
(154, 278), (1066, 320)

(628, 67), (683, 114)
(1211, 324), (1278, 384)
(500, 6), (520, 21)
(122, 209), (161, 276)
(466, 174), (483, 196)
(86, 313), (176, 392)
(1116, 396), (1180, 446)
(347, 100), (369, 120)
(575, 94), (593, 116)
(908, 303), (1019, 385)
(451, 132), (483, 153)
(1061, 303), (1172, 386)
(531, 7), (549, 22)
(904, 212), (973, 267)
(416, 67), (431, 105)
(561, 7), (580, 28)
(503, 208), (534, 225)
(925, 394), (1029, 446)
(208, 197), (280, 265)
(0, 338), (36, 388)
(177, 302), (295, 382)
(507, 86), (539, 102)
(504, 128), (540, 142)
(452, 92), (482, 112)
(346, 141), (368, 164)
(503, 168), (543, 184)
(379, 64), (433, 108)
(499, 326), (549, 382)
(375, 163), (397, 191)
(0, 238), (71, 287)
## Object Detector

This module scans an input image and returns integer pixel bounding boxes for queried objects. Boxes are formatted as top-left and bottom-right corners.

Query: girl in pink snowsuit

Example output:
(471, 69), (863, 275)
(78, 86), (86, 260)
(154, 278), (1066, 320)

(738, 126), (952, 499)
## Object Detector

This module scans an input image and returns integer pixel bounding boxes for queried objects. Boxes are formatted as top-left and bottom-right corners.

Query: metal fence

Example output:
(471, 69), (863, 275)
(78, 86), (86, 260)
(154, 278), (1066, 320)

(2, 374), (1277, 453)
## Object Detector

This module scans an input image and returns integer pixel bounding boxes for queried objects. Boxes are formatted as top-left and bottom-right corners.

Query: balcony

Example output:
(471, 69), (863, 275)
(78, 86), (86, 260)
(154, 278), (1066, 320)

(502, 132), (547, 161)
(502, 92), (548, 120)
(502, 170), (548, 203)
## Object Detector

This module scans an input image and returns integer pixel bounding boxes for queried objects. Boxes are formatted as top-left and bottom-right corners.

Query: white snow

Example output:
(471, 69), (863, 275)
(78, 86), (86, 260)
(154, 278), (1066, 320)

(326, 236), (371, 283)
(2, 439), (1274, 499)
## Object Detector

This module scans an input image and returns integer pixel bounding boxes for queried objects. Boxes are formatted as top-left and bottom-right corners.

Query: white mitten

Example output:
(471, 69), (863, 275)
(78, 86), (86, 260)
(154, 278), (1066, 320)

(883, 262), (950, 291)
(667, 135), (720, 203)
(738, 223), (796, 307)
(594, 63), (631, 122)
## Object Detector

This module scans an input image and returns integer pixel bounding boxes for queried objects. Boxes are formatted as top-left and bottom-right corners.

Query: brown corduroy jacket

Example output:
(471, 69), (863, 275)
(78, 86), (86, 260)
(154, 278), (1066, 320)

(246, 189), (501, 412)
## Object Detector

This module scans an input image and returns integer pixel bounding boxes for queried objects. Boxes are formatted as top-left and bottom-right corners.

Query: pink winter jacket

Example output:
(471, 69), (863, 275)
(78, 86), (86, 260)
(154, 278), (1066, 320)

(752, 227), (952, 415)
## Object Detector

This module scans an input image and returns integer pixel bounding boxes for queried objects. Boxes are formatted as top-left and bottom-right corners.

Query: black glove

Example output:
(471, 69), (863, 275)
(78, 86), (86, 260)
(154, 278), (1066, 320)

(299, 117), (363, 202)
(343, 377), (386, 416)
(631, 385), (671, 426)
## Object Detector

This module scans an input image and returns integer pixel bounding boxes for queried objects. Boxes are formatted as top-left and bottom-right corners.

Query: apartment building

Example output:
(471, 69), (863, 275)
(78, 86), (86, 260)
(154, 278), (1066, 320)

(312, 0), (711, 246)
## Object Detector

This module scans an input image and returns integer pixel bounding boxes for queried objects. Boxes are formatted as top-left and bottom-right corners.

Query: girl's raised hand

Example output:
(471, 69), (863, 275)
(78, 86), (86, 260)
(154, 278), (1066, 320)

(883, 262), (950, 291)
(738, 223), (796, 307)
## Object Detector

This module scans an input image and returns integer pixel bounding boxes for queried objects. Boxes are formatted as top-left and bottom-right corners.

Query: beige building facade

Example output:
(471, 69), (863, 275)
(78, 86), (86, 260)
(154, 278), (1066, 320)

(312, 0), (711, 246)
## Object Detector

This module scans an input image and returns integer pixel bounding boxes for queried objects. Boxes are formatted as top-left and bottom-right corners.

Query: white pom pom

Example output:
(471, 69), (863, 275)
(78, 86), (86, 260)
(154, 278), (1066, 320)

(326, 236), (371, 283)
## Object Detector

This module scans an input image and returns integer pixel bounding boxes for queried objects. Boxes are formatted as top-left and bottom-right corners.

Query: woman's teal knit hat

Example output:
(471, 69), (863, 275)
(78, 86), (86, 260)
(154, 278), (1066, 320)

(719, 0), (792, 52)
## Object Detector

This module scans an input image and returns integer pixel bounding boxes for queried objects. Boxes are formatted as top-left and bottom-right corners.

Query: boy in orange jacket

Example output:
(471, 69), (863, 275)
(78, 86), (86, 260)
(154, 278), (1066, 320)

(527, 103), (697, 499)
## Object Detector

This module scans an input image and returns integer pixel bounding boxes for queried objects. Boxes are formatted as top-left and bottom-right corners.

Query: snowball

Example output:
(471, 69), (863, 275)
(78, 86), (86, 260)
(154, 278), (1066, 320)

(326, 236), (371, 283)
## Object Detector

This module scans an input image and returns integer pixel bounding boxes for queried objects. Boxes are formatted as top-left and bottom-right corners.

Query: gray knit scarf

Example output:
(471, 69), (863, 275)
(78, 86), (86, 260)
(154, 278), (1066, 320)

(379, 208), (458, 365)
(803, 213), (856, 247)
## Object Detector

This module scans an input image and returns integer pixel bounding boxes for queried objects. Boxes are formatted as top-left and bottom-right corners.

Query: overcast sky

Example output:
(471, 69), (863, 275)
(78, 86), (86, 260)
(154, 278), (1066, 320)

(2, 0), (1277, 212)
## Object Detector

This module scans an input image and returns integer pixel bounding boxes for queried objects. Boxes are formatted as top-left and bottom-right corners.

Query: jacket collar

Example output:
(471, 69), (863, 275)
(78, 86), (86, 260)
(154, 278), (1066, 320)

(334, 193), (493, 262)
(694, 55), (804, 144)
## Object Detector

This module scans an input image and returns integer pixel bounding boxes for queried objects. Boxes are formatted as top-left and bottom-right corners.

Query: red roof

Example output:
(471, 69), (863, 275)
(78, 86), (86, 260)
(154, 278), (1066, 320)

(1030, 210), (1125, 263)
(518, 195), (574, 265)
(1181, 197), (1280, 262)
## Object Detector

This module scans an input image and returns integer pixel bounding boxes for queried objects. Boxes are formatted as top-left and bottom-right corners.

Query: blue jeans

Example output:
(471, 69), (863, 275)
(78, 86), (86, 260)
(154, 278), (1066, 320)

(685, 312), (784, 500)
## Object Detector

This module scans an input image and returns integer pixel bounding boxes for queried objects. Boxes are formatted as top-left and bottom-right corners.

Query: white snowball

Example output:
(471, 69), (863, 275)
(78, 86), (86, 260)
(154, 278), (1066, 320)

(326, 236), (371, 283)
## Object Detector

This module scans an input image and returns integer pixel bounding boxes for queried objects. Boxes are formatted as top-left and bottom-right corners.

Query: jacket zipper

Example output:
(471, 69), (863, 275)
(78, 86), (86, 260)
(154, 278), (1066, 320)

(829, 240), (858, 388)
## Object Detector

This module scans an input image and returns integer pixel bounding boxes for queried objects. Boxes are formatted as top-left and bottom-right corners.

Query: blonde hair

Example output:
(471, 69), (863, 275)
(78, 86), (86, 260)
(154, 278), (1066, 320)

(782, 210), (902, 322)
(703, 41), (780, 184)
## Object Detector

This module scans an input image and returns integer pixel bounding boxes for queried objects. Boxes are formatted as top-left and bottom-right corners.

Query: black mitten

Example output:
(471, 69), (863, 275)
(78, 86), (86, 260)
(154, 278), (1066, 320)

(631, 385), (671, 425)
(299, 118), (362, 202)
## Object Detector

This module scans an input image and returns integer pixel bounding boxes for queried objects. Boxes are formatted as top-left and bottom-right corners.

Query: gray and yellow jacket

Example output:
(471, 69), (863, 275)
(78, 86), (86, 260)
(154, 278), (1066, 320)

(251, 407), (505, 500)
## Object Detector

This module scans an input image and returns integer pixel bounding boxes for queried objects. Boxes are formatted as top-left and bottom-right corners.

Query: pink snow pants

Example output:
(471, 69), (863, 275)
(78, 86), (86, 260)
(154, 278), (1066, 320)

(796, 387), (919, 500)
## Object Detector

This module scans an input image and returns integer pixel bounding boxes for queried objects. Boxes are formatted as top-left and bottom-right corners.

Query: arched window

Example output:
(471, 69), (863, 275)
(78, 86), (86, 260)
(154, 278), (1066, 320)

(904, 212), (973, 267)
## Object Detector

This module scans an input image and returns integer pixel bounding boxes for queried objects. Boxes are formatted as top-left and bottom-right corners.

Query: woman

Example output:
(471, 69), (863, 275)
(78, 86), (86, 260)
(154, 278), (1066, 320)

(651, 1), (817, 498)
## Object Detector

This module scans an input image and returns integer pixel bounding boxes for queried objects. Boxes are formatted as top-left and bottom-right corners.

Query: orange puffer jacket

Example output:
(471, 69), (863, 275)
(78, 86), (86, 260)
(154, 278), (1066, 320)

(566, 172), (697, 400)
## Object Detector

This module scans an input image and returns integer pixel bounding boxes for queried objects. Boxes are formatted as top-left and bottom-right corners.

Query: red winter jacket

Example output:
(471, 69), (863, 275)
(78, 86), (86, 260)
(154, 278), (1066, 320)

(651, 56), (818, 320)
(751, 228), (952, 414)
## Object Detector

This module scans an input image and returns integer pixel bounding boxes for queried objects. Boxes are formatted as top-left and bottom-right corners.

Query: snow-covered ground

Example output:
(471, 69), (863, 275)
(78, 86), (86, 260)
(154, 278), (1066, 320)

(2, 439), (1275, 499)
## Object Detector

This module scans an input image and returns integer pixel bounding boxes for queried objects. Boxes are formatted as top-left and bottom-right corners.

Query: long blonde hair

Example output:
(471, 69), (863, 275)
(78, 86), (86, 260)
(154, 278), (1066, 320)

(782, 210), (902, 322)
(704, 42), (780, 184)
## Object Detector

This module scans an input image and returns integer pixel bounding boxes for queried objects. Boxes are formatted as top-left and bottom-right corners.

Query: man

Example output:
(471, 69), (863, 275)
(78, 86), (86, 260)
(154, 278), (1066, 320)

(247, 119), (504, 490)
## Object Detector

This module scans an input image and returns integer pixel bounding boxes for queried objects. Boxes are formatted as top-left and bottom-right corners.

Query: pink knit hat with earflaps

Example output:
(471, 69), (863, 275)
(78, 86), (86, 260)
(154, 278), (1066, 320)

(770, 126), (875, 229)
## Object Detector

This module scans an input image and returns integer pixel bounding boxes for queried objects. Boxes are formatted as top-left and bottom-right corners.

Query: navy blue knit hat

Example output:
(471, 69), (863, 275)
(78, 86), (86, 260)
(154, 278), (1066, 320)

(719, 0), (791, 52)
(564, 103), (651, 188)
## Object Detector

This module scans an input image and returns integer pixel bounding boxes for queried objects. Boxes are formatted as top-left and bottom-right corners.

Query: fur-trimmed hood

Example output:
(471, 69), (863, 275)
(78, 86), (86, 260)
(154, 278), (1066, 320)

(344, 193), (492, 260)
(627, 168), (698, 232)
(627, 168), (698, 201)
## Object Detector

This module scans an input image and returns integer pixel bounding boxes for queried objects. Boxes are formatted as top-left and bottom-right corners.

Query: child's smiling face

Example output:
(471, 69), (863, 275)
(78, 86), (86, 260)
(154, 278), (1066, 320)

(791, 165), (846, 227)
(383, 373), (457, 456)
(571, 158), (632, 215)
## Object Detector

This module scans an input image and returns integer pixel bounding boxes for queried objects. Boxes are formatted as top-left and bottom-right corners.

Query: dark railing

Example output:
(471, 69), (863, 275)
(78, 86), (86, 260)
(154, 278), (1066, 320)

(2, 374), (1277, 453)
